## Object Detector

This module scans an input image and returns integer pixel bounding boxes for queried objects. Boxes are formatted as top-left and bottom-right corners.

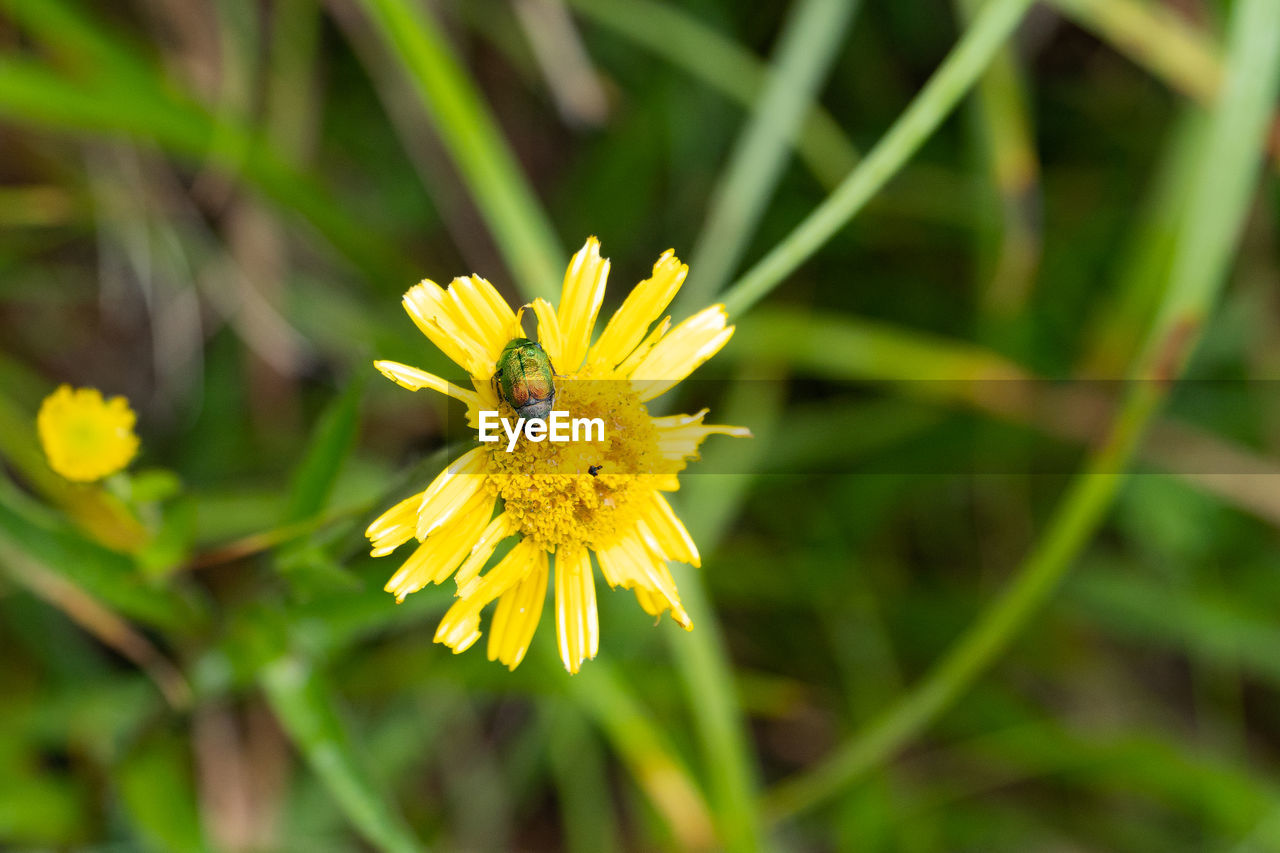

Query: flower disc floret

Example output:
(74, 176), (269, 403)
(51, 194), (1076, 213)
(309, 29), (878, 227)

(485, 379), (670, 549)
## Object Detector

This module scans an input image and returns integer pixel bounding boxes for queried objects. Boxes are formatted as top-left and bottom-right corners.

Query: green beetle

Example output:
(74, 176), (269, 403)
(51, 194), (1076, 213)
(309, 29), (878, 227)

(493, 337), (556, 422)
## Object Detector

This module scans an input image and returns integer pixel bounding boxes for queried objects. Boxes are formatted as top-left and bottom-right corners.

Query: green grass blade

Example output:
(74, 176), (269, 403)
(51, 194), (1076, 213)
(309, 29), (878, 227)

(0, 0), (157, 85)
(560, 655), (716, 850)
(737, 307), (1030, 383)
(1078, 110), (1208, 375)
(260, 655), (424, 853)
(720, 0), (1037, 318)
(764, 0), (1280, 820)
(664, 369), (787, 853)
(283, 381), (363, 524)
(735, 307), (1280, 533)
(547, 705), (622, 853)
(680, 0), (860, 309)
(1134, 9), (1280, 366)
(1047, 0), (1222, 104)
(956, 716), (1280, 841)
(568, 0), (858, 189)
(953, 0), (1042, 324)
(1069, 564), (1280, 688)
(663, 2), (856, 831)
(354, 0), (564, 300)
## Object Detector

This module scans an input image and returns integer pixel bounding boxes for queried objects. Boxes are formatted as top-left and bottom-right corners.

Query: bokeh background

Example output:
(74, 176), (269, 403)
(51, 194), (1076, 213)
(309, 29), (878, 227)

(2, 0), (1280, 850)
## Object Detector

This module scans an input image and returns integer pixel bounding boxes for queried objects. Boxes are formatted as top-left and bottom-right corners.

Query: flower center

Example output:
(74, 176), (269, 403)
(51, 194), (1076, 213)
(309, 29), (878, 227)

(484, 378), (668, 549)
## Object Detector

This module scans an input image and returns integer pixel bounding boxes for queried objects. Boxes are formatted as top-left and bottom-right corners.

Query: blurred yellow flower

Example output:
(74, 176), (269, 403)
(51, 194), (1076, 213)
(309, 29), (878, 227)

(368, 237), (748, 672)
(37, 385), (140, 483)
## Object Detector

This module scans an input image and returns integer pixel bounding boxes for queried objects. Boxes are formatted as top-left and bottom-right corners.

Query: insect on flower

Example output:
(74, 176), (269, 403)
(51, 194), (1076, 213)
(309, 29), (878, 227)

(492, 337), (557, 422)
(367, 237), (749, 673)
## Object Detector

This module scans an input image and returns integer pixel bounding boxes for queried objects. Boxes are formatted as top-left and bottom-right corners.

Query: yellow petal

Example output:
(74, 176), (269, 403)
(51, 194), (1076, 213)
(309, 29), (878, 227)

(449, 275), (517, 354)
(487, 548), (549, 670)
(615, 316), (672, 378)
(402, 281), (492, 377)
(509, 304), (531, 341)
(373, 360), (480, 409)
(586, 250), (687, 374)
(366, 492), (423, 557)
(472, 376), (501, 414)
(652, 473), (682, 492)
(594, 539), (636, 590)
(401, 446), (486, 539)
(595, 535), (691, 629)
(556, 237), (610, 372)
(416, 457), (489, 540)
(436, 539), (541, 653)
(452, 513), (516, 588)
(634, 587), (669, 620)
(440, 275), (522, 377)
(652, 408), (752, 463)
(638, 493), (700, 567)
(384, 492), (495, 601)
(455, 538), (540, 604)
(434, 612), (483, 654)
(555, 545), (598, 674)
(531, 298), (565, 368)
(629, 306), (734, 401)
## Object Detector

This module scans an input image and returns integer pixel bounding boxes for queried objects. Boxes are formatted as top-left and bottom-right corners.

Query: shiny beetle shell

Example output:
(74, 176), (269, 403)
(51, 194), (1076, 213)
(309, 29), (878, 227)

(493, 338), (556, 422)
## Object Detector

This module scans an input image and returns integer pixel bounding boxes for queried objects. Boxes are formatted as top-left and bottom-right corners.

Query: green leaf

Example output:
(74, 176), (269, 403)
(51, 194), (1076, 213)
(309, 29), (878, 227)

(135, 497), (198, 581)
(127, 470), (185, 506)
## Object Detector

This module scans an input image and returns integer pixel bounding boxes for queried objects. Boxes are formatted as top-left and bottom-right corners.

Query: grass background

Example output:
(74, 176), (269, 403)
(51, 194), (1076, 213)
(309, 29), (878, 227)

(2, 0), (1280, 849)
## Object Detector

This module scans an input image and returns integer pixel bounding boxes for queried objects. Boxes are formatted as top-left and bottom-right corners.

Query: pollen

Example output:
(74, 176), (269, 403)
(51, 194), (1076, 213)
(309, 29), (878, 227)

(484, 378), (672, 549)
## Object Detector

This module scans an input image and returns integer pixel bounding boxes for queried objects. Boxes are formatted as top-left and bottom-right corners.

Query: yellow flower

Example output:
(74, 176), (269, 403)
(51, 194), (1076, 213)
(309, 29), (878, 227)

(367, 237), (748, 672)
(37, 385), (140, 483)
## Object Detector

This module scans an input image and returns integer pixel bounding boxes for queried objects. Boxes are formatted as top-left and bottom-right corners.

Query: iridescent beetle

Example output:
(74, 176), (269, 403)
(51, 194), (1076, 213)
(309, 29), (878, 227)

(493, 338), (556, 422)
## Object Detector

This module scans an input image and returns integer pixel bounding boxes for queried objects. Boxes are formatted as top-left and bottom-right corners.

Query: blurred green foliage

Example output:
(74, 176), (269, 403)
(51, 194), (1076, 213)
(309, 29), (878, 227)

(1, 0), (1279, 850)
